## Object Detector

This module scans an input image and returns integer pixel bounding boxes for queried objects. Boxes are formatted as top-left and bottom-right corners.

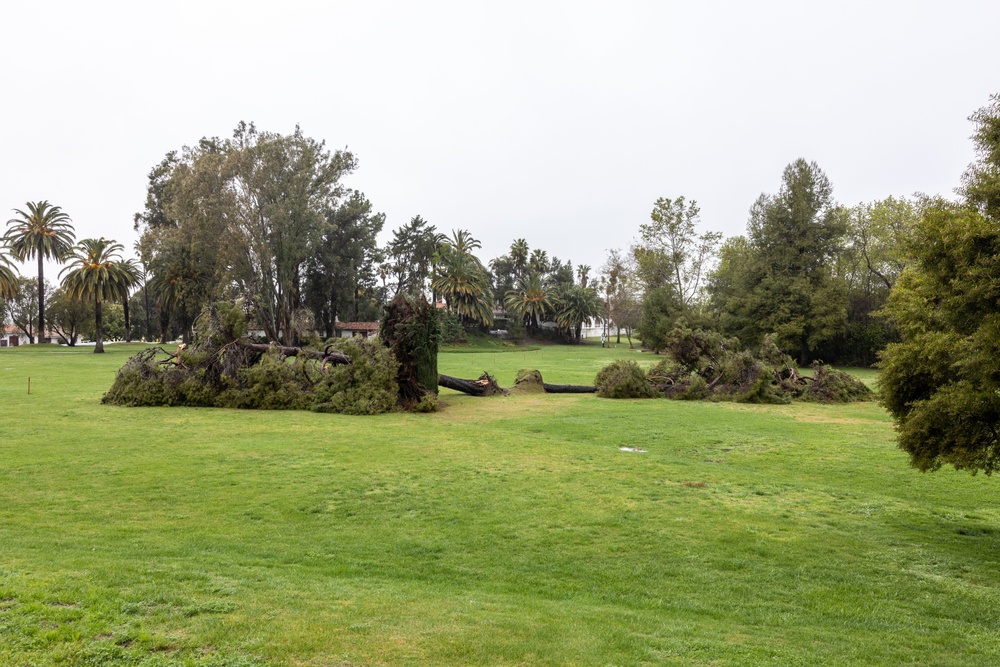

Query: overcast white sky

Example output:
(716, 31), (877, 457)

(2, 1), (998, 278)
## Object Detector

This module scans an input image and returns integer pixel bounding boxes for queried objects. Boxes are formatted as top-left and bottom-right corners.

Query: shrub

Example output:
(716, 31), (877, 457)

(801, 364), (875, 403)
(595, 360), (659, 399)
(438, 310), (466, 344)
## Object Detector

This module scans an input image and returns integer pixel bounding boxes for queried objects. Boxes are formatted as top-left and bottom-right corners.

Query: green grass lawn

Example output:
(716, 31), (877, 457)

(1, 343), (999, 666)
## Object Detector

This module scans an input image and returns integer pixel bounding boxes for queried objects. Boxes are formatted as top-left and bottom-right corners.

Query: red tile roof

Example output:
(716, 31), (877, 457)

(334, 321), (380, 332)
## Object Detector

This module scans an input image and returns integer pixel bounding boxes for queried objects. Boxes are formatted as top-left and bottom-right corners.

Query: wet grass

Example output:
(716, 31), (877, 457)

(1, 344), (998, 665)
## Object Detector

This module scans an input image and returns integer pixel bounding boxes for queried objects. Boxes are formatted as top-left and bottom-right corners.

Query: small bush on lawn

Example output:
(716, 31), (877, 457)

(595, 360), (659, 399)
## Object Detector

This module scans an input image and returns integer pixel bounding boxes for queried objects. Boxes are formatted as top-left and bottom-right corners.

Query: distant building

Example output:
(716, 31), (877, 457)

(334, 321), (380, 339)
(1, 324), (60, 347)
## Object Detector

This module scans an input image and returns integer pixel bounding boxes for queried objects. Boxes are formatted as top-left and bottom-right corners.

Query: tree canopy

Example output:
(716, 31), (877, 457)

(708, 160), (847, 363)
(60, 238), (133, 353)
(879, 94), (1000, 474)
(4, 201), (75, 341)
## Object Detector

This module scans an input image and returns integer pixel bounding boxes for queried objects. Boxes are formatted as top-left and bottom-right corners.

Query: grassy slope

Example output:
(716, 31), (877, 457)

(1, 344), (998, 666)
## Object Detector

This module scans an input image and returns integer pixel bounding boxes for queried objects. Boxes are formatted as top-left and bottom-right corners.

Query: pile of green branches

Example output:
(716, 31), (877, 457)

(102, 303), (399, 414)
(597, 323), (874, 404)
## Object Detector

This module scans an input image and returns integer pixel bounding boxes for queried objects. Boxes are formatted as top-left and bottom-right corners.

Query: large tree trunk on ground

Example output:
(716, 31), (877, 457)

(543, 383), (596, 393)
(438, 373), (508, 396)
(440, 371), (597, 396)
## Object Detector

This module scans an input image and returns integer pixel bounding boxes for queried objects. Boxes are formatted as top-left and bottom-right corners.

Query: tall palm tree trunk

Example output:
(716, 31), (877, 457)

(144, 287), (152, 343)
(37, 255), (45, 343)
(123, 298), (131, 343)
(94, 299), (104, 354)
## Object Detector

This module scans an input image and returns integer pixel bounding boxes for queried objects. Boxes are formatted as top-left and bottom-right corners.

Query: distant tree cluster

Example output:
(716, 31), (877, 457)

(0, 202), (140, 351)
(7, 95), (1000, 473)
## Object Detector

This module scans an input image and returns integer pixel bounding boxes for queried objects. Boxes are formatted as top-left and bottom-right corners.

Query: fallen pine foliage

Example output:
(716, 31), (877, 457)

(598, 323), (875, 404)
(102, 303), (399, 414)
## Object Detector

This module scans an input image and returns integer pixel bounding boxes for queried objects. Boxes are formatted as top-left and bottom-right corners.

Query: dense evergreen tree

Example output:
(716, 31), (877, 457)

(709, 160), (847, 363)
(880, 94), (1000, 474)
(305, 192), (385, 337)
(386, 215), (442, 300)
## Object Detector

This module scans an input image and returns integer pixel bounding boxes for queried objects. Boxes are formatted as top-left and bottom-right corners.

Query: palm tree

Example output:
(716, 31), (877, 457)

(504, 271), (552, 333)
(529, 249), (549, 275)
(4, 201), (75, 342)
(60, 238), (130, 353)
(432, 230), (494, 327)
(553, 284), (604, 341)
(509, 238), (529, 280)
(0, 252), (17, 300)
(432, 252), (494, 327)
(117, 259), (143, 342)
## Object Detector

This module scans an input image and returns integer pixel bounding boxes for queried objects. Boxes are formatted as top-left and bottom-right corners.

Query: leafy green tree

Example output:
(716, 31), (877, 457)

(117, 259), (142, 343)
(305, 191), (385, 337)
(705, 236), (755, 342)
(633, 196), (721, 308)
(710, 160), (847, 363)
(387, 215), (442, 300)
(488, 253), (516, 305)
(224, 122), (357, 343)
(83, 303), (125, 343)
(819, 196), (920, 365)
(47, 286), (93, 345)
(60, 238), (133, 353)
(601, 249), (642, 347)
(547, 256), (574, 288)
(636, 286), (683, 352)
(3, 201), (75, 342)
(136, 141), (229, 342)
(848, 196), (917, 292)
(8, 277), (50, 343)
(136, 124), (360, 344)
(961, 93), (1000, 219)
(880, 94), (1000, 473)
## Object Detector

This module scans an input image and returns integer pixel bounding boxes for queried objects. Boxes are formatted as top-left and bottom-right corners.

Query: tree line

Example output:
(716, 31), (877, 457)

(2, 94), (999, 474)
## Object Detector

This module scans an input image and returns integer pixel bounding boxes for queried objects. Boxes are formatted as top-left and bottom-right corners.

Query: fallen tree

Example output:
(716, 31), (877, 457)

(439, 372), (508, 396)
(439, 369), (596, 397)
(102, 303), (399, 414)
(597, 323), (874, 403)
